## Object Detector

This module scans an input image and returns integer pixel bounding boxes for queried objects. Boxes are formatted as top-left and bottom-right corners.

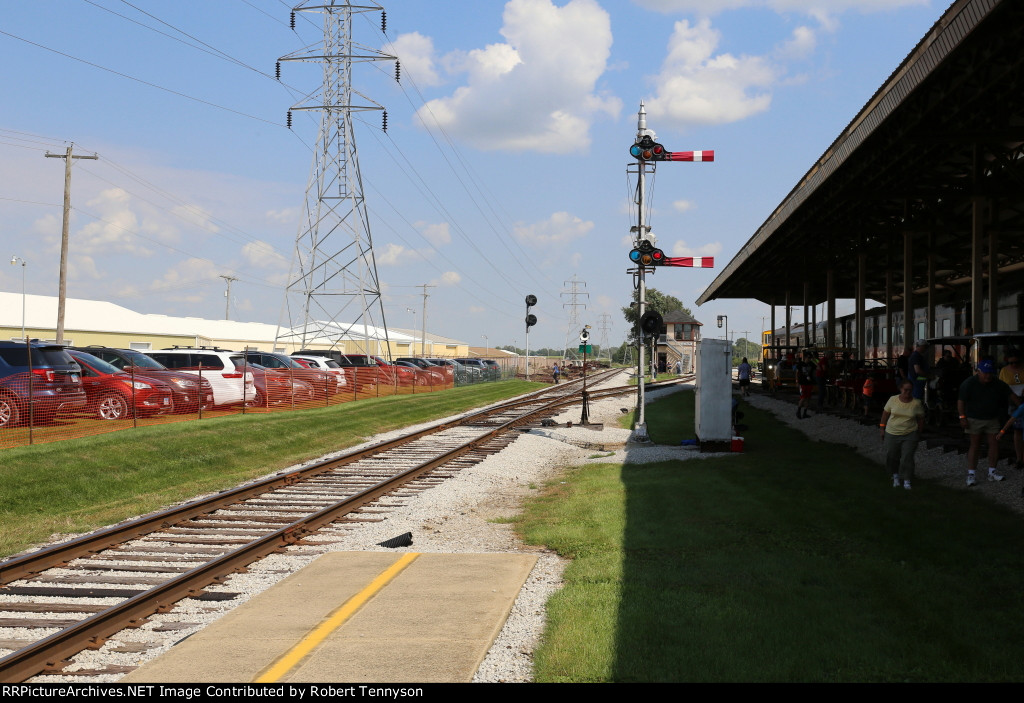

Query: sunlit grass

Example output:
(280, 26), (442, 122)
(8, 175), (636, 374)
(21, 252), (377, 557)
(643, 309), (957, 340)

(0, 380), (544, 557)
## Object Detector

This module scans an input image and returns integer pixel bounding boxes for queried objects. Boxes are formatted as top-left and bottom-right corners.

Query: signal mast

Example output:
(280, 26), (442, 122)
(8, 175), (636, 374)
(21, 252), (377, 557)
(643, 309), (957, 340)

(627, 102), (714, 441)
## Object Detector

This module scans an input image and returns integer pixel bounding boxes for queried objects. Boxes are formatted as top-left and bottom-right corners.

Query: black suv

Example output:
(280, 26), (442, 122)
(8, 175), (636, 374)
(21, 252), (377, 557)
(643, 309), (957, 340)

(0, 341), (88, 427)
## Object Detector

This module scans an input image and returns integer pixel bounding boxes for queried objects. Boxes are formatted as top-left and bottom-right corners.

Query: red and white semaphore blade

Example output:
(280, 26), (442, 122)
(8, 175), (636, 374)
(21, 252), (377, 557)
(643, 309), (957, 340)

(664, 256), (714, 268)
(666, 150), (714, 162)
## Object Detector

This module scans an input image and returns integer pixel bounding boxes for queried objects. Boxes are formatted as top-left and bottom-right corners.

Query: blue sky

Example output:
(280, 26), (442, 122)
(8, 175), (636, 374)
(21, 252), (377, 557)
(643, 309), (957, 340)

(0, 0), (943, 351)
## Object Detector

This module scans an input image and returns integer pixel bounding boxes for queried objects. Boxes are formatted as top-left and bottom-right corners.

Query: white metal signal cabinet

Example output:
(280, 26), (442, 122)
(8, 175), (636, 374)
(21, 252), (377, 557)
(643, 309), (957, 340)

(695, 338), (732, 443)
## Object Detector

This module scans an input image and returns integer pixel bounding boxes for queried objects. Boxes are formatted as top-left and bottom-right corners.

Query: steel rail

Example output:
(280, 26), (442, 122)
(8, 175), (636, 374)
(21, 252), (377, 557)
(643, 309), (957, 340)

(0, 371), (628, 682)
(0, 370), (617, 586)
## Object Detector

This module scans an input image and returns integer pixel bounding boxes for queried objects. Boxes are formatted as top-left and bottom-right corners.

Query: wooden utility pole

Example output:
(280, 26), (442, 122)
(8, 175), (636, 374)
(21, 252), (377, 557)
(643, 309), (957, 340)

(220, 275), (239, 320)
(45, 145), (97, 343)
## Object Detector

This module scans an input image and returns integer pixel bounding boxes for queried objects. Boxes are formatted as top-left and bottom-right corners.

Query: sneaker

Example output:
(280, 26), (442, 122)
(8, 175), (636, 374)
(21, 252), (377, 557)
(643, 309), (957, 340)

(966, 474), (977, 487)
(988, 471), (1004, 482)
(903, 480), (912, 490)
(892, 475), (900, 488)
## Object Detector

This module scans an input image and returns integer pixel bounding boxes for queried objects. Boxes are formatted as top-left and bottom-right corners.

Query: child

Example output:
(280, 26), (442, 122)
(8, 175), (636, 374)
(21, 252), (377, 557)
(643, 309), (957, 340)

(862, 374), (876, 416)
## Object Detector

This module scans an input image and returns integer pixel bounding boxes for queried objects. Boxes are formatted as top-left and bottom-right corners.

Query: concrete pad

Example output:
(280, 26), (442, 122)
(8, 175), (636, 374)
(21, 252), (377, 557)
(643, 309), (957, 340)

(122, 552), (537, 683)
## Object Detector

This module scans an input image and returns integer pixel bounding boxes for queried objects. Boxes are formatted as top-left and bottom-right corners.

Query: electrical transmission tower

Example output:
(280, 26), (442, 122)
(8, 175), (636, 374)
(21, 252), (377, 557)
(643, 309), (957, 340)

(596, 313), (613, 362)
(275, 1), (396, 355)
(561, 275), (588, 360)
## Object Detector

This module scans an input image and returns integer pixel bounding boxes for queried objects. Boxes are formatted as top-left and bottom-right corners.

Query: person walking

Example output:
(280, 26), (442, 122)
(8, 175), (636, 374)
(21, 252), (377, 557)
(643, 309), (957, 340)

(998, 350), (1024, 469)
(880, 379), (925, 490)
(796, 352), (815, 419)
(908, 339), (930, 401)
(958, 359), (1020, 486)
(552, 362), (560, 384)
(737, 357), (752, 397)
(815, 353), (830, 412)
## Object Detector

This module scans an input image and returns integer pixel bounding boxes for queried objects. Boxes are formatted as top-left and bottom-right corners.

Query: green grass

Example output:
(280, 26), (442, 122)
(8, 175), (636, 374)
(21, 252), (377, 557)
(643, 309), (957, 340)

(0, 380), (544, 558)
(519, 390), (1024, 682)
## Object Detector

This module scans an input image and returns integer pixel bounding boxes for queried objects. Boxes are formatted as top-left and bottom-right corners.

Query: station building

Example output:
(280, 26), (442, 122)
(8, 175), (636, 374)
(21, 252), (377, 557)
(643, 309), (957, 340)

(697, 0), (1024, 362)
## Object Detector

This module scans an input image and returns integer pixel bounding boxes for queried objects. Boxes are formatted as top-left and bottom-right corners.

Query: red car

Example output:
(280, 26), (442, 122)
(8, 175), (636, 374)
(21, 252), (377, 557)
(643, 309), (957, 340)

(68, 350), (174, 420)
(237, 362), (316, 408)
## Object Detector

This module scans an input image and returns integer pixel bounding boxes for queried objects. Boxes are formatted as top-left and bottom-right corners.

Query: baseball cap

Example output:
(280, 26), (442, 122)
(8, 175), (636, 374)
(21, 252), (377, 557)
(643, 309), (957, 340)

(914, 339), (927, 347)
(977, 359), (995, 374)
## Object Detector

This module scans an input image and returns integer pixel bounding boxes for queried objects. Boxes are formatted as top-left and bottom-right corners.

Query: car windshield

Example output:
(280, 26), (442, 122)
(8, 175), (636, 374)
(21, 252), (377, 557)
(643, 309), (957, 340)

(122, 350), (166, 369)
(72, 351), (123, 376)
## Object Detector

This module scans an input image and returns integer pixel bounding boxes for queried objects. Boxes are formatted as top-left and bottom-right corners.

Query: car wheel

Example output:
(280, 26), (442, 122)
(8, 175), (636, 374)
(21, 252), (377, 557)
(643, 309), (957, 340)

(97, 394), (130, 421)
(416, 375), (427, 386)
(245, 390), (265, 408)
(0, 395), (20, 428)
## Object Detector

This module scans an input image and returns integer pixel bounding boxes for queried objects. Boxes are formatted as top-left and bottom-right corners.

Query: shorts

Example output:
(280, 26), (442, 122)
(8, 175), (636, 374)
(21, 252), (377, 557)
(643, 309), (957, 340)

(862, 394), (873, 408)
(966, 417), (1001, 435)
(739, 378), (750, 387)
(799, 384), (813, 400)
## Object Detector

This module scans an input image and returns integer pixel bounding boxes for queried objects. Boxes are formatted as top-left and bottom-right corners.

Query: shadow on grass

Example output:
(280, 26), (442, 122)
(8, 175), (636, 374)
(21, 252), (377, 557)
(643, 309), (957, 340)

(589, 392), (1024, 681)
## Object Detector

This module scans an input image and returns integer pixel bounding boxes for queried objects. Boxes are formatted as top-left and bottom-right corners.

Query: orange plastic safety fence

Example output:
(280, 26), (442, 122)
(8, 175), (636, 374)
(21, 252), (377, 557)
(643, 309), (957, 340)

(0, 354), (462, 450)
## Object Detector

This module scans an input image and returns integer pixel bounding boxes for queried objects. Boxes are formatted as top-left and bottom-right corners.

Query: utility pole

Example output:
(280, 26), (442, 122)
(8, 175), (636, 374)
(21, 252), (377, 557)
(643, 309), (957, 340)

(45, 145), (97, 343)
(418, 283), (435, 356)
(220, 275), (238, 320)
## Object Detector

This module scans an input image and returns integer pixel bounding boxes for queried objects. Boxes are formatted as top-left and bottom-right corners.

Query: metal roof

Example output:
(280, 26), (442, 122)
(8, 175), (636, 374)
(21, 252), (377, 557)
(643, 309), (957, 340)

(697, 0), (1024, 307)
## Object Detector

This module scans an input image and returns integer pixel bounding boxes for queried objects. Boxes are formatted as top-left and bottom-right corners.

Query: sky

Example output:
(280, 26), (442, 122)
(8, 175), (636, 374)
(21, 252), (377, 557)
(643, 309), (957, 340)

(0, 0), (946, 352)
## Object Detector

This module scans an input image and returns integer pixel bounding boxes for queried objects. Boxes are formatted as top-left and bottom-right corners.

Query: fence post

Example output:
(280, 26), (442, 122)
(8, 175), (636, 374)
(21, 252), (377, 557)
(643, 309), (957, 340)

(131, 366), (137, 429)
(25, 336), (34, 445)
(198, 364), (204, 419)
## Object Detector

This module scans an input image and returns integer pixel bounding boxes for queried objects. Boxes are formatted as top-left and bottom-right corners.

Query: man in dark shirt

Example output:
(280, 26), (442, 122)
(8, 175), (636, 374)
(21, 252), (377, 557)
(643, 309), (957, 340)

(958, 359), (1020, 485)
(908, 339), (929, 401)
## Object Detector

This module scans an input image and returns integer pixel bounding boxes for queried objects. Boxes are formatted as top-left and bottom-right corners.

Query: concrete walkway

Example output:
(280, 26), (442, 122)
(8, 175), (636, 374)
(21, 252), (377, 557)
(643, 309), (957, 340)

(121, 552), (537, 683)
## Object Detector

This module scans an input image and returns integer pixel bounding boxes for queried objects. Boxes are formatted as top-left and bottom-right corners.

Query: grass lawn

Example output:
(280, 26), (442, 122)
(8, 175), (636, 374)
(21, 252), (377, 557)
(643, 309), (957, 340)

(0, 380), (544, 558)
(520, 389), (1024, 682)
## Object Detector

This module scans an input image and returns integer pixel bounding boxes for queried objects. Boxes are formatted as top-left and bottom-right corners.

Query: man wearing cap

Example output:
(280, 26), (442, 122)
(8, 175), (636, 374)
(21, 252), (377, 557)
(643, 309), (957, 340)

(908, 339), (930, 401)
(958, 359), (1020, 486)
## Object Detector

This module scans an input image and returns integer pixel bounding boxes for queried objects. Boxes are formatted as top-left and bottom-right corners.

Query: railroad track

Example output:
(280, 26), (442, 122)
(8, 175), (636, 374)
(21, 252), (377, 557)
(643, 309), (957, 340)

(0, 369), (640, 682)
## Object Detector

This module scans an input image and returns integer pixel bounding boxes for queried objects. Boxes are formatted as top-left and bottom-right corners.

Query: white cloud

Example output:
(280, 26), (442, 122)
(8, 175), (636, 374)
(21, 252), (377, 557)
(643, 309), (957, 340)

(150, 257), (222, 303)
(434, 271), (462, 287)
(513, 211), (594, 247)
(672, 199), (695, 213)
(265, 207), (299, 224)
(633, 0), (928, 16)
(376, 243), (411, 266)
(241, 240), (288, 270)
(415, 0), (621, 153)
(645, 18), (778, 128)
(415, 220), (451, 246)
(75, 188), (156, 257)
(670, 239), (722, 257)
(390, 32), (443, 87)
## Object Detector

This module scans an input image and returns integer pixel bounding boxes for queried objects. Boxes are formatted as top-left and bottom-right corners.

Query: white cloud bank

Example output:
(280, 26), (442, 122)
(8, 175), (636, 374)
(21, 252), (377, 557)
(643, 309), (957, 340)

(411, 0), (621, 153)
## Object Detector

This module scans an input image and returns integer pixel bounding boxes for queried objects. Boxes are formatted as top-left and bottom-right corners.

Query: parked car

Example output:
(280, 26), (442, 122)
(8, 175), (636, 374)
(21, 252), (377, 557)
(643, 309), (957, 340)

(236, 361), (316, 408)
(395, 357), (449, 385)
(68, 350), (174, 420)
(239, 351), (338, 398)
(292, 351), (378, 391)
(457, 358), (497, 380)
(144, 347), (254, 407)
(290, 355), (349, 392)
(394, 360), (436, 386)
(0, 341), (88, 427)
(425, 358), (475, 384)
(71, 346), (214, 414)
(481, 359), (502, 379)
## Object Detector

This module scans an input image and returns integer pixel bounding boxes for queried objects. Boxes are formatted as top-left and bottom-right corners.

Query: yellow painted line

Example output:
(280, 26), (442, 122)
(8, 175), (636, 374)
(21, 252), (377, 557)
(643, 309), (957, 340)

(255, 552), (421, 683)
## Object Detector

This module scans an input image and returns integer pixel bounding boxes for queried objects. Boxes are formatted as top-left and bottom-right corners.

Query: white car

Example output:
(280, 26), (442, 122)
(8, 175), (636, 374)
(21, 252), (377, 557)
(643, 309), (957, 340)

(145, 348), (255, 407)
(291, 355), (348, 392)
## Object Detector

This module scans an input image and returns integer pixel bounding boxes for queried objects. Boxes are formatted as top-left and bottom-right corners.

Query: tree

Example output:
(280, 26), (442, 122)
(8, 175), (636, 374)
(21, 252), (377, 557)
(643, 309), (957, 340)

(731, 337), (761, 365)
(621, 288), (692, 344)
